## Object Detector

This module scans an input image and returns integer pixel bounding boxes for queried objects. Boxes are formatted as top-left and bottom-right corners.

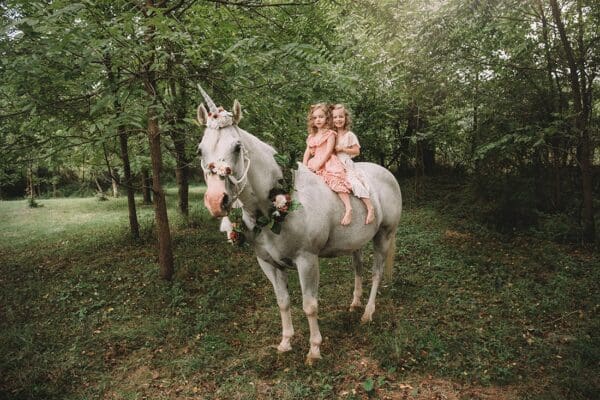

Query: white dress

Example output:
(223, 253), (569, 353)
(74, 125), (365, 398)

(336, 131), (370, 199)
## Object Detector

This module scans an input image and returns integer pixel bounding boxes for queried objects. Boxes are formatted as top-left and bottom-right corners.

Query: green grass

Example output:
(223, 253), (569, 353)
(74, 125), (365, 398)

(0, 183), (598, 399)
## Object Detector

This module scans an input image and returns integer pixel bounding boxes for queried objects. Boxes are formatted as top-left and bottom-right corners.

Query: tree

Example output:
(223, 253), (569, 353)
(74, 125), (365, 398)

(549, 0), (596, 242)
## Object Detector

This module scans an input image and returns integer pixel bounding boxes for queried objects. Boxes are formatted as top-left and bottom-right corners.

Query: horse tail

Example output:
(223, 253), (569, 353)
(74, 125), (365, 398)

(384, 230), (396, 282)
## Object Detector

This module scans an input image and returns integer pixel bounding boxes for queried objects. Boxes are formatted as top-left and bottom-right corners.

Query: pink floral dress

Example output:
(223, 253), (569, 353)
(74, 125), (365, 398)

(307, 130), (352, 193)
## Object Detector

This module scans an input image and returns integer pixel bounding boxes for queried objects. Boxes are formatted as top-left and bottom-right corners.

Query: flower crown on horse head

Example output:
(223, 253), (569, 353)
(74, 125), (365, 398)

(197, 84), (235, 129)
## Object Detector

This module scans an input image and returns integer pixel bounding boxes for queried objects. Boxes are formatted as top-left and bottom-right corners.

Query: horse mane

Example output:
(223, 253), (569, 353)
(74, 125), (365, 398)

(234, 126), (278, 158)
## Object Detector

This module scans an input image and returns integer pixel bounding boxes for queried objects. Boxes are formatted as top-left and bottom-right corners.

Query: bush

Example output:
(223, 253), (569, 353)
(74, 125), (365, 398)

(27, 197), (42, 208)
(471, 173), (538, 232)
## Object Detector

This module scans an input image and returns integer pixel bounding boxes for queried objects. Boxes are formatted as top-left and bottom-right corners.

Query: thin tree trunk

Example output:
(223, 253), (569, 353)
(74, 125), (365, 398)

(95, 178), (103, 194)
(27, 164), (34, 201)
(147, 109), (174, 280)
(111, 174), (119, 198)
(550, 0), (595, 242)
(141, 167), (152, 204)
(103, 25), (140, 239)
(422, 142), (435, 175)
(166, 53), (190, 217)
(536, 0), (563, 210)
(413, 104), (423, 196)
(144, 0), (174, 280)
(119, 127), (140, 240)
(102, 143), (120, 199)
(471, 70), (480, 171)
(174, 150), (189, 216)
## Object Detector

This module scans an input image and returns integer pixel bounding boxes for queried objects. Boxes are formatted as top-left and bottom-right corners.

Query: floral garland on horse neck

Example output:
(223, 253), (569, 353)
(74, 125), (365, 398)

(226, 152), (301, 246)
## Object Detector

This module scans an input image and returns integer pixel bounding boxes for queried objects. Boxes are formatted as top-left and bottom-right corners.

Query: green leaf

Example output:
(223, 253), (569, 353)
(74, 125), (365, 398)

(257, 215), (270, 226)
(274, 153), (291, 167)
(271, 221), (282, 234)
(363, 378), (374, 392)
(289, 199), (302, 212)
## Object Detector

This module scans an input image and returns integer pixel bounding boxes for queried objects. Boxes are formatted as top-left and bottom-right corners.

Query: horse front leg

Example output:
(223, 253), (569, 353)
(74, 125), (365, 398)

(295, 253), (322, 365)
(362, 230), (394, 323)
(256, 257), (294, 353)
(349, 249), (363, 311)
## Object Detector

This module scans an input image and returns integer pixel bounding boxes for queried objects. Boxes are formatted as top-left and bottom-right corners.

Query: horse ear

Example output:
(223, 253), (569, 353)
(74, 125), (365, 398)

(197, 104), (208, 126)
(232, 99), (242, 124)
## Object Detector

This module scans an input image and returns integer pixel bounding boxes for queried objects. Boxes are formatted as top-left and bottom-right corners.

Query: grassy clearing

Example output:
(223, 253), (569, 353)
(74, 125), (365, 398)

(0, 183), (598, 399)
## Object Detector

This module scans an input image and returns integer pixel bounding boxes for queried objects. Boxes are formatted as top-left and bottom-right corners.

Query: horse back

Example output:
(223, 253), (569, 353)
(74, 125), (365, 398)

(277, 163), (401, 257)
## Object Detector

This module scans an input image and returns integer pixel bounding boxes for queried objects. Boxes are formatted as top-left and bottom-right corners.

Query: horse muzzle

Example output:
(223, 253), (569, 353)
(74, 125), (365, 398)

(204, 174), (231, 217)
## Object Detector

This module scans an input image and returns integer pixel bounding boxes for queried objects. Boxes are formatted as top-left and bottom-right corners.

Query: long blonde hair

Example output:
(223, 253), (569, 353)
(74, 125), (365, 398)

(331, 103), (352, 131)
(307, 103), (333, 135)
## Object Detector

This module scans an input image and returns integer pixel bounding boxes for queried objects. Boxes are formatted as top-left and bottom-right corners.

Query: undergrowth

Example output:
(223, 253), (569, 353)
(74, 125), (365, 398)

(0, 183), (598, 399)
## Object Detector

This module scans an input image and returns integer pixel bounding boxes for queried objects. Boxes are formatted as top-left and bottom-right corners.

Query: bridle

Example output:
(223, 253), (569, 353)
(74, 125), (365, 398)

(200, 126), (251, 208)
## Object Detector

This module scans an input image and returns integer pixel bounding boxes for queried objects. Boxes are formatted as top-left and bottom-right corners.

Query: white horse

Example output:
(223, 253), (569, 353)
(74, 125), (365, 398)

(196, 88), (402, 364)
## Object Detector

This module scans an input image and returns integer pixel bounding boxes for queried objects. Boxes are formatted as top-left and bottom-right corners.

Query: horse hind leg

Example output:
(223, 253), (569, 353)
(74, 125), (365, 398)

(256, 257), (294, 353)
(349, 249), (363, 312)
(361, 228), (395, 324)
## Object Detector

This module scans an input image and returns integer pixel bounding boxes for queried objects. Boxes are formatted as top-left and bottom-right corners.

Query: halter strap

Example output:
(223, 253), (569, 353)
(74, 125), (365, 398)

(200, 126), (251, 207)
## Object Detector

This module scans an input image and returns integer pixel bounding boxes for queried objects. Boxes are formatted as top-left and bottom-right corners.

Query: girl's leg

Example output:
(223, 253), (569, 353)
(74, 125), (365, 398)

(338, 193), (352, 225)
(361, 197), (375, 224)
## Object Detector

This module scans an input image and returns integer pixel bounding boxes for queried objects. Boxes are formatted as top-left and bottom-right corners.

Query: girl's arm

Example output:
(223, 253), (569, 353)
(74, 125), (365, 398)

(338, 144), (360, 157)
(302, 145), (311, 166)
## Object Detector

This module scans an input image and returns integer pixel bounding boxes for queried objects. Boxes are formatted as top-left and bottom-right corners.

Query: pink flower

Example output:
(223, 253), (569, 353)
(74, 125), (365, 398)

(215, 162), (231, 176)
(273, 194), (289, 210)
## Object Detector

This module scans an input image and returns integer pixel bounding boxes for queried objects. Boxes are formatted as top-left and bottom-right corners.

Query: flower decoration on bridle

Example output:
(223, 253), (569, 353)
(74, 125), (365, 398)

(226, 207), (247, 246)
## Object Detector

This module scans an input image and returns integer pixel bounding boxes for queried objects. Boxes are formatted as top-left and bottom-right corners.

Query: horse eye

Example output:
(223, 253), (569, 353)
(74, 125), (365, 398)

(196, 146), (202, 156)
(233, 142), (241, 153)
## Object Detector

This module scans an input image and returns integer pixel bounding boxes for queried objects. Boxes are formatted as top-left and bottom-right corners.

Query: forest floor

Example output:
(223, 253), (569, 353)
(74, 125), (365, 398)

(0, 181), (598, 400)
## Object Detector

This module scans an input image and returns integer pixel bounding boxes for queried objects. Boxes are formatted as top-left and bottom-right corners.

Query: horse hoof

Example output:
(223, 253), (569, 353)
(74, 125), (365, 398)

(277, 343), (292, 353)
(360, 314), (373, 324)
(349, 302), (362, 312)
(305, 353), (322, 366)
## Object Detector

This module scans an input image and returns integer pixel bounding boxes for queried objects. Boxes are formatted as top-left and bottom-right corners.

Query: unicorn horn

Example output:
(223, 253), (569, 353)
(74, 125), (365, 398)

(197, 84), (218, 113)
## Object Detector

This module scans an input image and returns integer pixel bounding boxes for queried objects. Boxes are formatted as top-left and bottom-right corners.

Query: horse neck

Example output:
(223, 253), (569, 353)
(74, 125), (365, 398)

(237, 129), (283, 216)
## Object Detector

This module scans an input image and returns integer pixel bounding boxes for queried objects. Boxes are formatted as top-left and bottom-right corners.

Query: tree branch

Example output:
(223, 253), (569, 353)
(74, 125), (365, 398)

(202, 0), (318, 8)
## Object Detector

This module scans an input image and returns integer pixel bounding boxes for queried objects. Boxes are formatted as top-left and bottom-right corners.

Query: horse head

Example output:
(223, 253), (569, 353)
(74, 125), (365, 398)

(196, 85), (246, 217)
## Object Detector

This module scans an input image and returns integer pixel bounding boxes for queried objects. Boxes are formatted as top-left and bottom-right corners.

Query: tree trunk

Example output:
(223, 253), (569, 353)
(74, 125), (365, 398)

(103, 25), (140, 240)
(550, 0), (595, 242)
(95, 178), (103, 194)
(111, 173), (119, 198)
(144, 0), (174, 280)
(167, 66), (190, 216)
(141, 167), (152, 204)
(27, 165), (34, 201)
(471, 70), (480, 172)
(119, 127), (140, 240)
(537, 0), (564, 211)
(174, 150), (189, 216)
(422, 142), (435, 175)
(147, 108), (174, 280)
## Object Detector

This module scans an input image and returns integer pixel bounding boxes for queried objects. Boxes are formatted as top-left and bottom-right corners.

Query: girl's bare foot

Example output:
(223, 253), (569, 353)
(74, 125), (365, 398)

(341, 209), (352, 225)
(365, 207), (375, 224)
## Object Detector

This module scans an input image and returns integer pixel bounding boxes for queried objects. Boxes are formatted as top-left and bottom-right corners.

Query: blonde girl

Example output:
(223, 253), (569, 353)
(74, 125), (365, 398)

(302, 103), (353, 225)
(332, 104), (374, 224)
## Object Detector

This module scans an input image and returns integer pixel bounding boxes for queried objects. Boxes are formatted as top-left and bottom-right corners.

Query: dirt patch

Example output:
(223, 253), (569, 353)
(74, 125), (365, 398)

(443, 230), (473, 242)
(333, 350), (518, 400)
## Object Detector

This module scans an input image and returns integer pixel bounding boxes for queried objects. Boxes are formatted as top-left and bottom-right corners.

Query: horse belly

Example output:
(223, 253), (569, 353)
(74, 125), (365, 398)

(318, 224), (377, 257)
